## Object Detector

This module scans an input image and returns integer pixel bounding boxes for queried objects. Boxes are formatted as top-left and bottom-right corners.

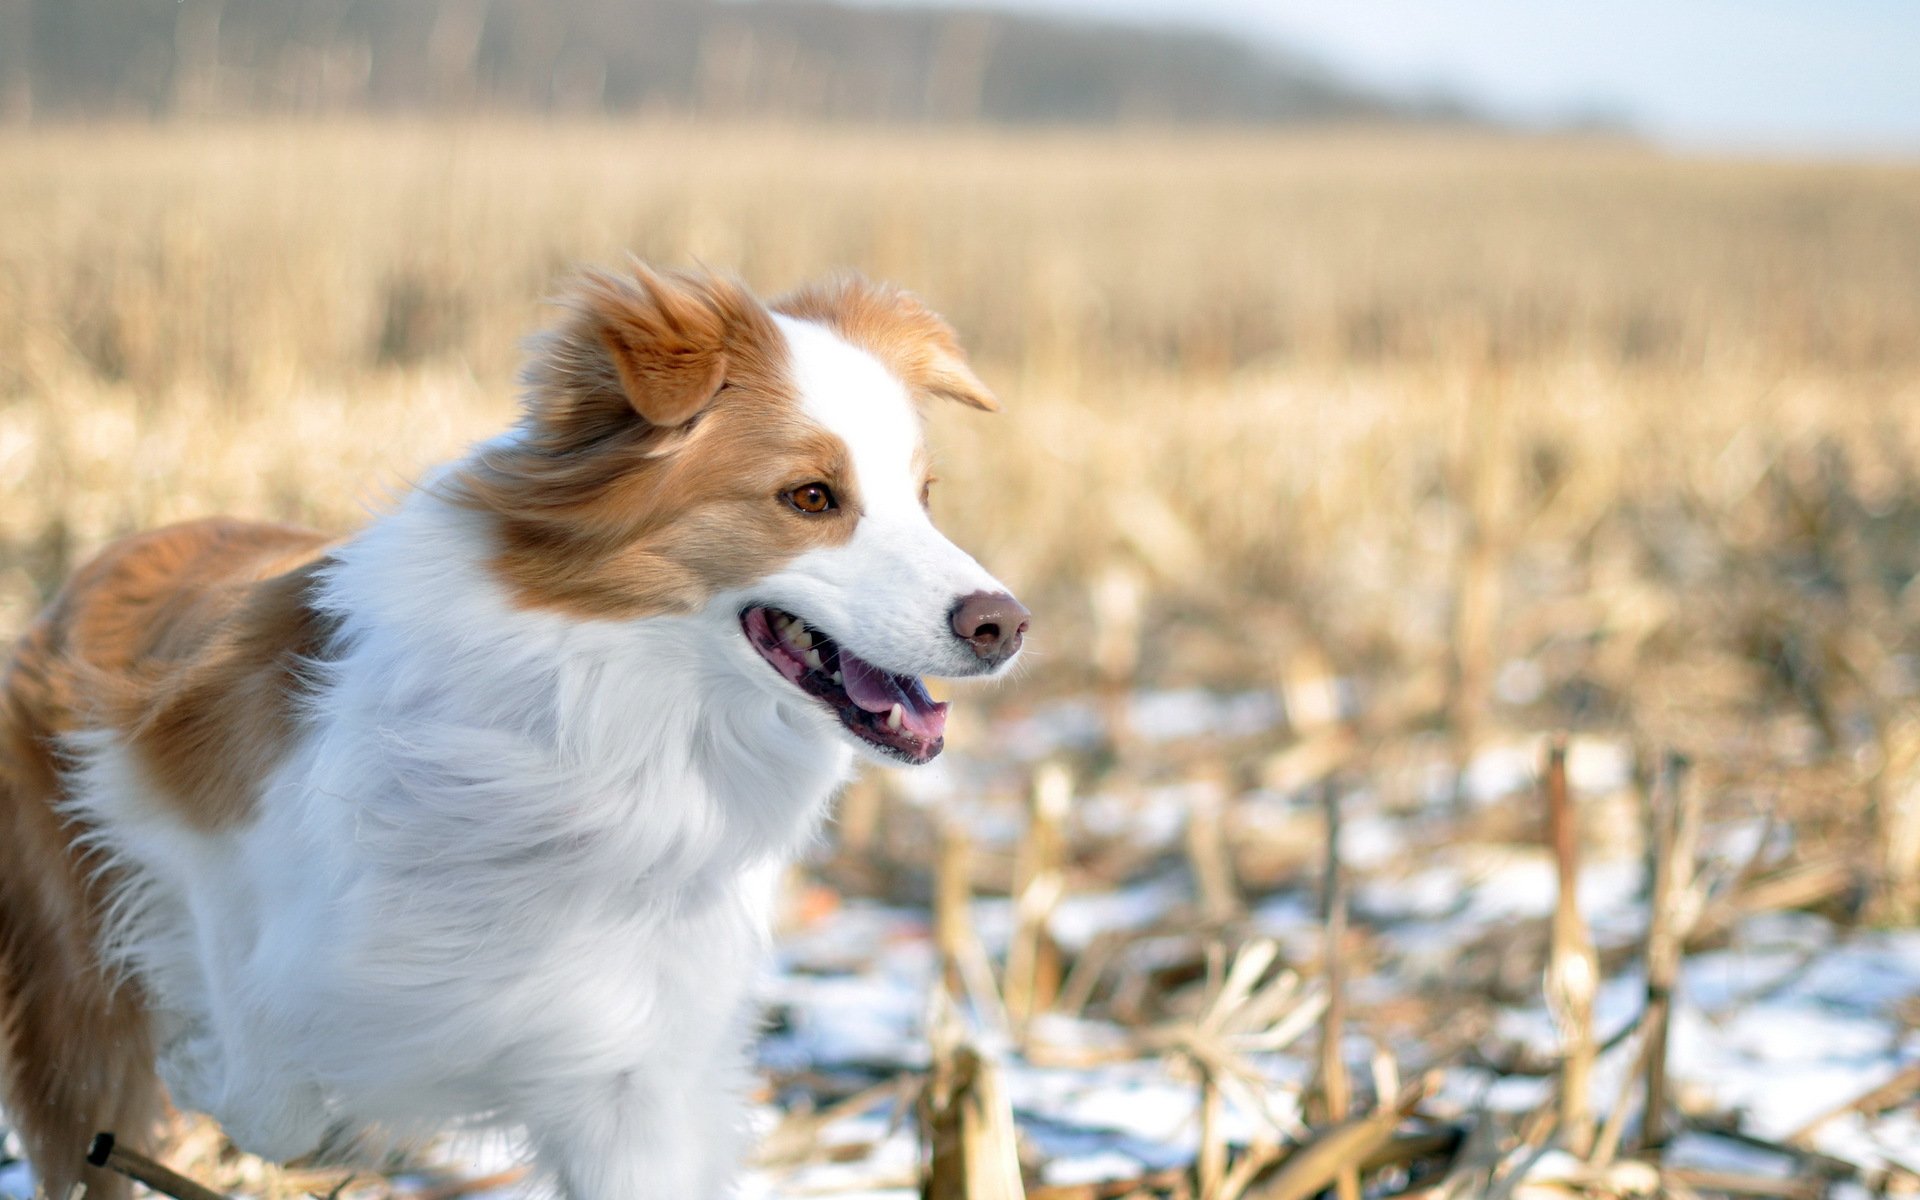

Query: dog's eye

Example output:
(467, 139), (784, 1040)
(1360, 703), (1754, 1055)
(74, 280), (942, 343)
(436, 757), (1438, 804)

(785, 483), (837, 514)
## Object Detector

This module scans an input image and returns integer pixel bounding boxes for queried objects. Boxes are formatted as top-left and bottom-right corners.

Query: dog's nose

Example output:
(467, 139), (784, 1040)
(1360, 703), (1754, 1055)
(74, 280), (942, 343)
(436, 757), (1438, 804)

(950, 591), (1030, 665)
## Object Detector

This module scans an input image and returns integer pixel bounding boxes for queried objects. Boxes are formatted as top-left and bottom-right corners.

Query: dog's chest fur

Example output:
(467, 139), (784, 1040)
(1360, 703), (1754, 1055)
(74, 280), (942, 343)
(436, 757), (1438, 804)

(76, 493), (854, 1128)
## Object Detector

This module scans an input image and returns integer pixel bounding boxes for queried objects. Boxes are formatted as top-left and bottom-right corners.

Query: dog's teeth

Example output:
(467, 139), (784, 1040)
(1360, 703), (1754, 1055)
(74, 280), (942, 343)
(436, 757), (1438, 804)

(804, 649), (823, 670)
(792, 630), (813, 650)
(832, 671), (843, 685)
(886, 703), (904, 731)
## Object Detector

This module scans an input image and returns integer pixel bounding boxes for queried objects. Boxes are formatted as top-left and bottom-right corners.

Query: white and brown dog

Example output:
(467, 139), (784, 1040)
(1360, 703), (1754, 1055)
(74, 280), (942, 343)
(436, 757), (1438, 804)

(0, 265), (1027, 1200)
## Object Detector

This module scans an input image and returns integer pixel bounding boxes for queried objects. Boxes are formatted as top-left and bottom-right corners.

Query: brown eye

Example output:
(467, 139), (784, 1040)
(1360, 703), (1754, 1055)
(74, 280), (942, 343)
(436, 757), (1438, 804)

(786, 483), (837, 514)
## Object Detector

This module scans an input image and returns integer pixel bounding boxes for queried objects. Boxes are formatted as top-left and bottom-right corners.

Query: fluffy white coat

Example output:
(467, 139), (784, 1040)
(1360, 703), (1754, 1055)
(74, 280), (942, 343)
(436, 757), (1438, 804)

(65, 310), (1013, 1200)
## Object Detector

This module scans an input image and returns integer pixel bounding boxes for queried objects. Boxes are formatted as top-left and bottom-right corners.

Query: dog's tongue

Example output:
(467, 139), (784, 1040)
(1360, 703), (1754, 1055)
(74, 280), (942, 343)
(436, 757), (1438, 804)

(840, 651), (948, 741)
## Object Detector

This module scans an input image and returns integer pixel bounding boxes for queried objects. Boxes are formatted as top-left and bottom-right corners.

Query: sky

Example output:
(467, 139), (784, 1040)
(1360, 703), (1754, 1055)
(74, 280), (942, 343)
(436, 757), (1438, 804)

(865, 0), (1920, 155)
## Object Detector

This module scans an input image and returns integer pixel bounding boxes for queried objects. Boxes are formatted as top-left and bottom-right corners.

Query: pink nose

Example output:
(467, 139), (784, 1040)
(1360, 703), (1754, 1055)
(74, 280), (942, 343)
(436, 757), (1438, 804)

(949, 591), (1030, 665)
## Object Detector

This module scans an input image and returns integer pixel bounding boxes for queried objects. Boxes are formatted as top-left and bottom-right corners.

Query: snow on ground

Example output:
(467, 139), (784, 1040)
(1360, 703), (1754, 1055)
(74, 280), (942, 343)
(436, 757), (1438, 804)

(739, 710), (1920, 1194)
(1, 696), (1915, 1198)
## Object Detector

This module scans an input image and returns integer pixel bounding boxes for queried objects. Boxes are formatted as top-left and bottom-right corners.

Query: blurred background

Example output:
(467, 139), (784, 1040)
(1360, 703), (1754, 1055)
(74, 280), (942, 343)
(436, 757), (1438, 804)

(2, 2), (1920, 1198)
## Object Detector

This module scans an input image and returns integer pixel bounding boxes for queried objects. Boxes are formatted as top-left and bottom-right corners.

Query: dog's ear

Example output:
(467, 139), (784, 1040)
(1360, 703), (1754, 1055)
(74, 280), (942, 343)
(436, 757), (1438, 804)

(776, 276), (999, 413)
(886, 287), (999, 412)
(576, 265), (735, 428)
(908, 328), (1000, 413)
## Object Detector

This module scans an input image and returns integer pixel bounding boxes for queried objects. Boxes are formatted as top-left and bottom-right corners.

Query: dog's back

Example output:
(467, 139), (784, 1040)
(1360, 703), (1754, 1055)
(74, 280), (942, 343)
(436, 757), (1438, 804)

(0, 517), (331, 1199)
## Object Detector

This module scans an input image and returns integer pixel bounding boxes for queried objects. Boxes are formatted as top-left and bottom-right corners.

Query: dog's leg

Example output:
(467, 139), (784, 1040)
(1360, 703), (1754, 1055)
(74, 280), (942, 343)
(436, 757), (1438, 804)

(184, 911), (334, 1162)
(0, 741), (161, 1200)
(530, 1058), (752, 1200)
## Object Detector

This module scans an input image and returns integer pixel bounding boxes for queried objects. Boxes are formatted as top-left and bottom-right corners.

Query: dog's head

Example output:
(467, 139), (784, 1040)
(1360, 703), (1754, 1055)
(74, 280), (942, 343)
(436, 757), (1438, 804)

(455, 264), (1027, 764)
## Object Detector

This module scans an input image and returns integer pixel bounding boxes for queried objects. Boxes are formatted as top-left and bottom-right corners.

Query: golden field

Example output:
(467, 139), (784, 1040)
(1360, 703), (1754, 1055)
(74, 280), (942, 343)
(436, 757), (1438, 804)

(5, 123), (1920, 722)
(5, 121), (1920, 1195)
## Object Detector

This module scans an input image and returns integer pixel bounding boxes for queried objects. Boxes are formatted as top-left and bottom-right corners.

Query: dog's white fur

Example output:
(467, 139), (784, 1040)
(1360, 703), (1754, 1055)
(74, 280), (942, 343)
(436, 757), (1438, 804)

(64, 309), (1013, 1199)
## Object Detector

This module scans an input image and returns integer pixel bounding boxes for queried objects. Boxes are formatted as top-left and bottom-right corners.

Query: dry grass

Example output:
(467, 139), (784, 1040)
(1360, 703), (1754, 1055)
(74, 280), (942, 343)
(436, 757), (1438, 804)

(5, 123), (1920, 707)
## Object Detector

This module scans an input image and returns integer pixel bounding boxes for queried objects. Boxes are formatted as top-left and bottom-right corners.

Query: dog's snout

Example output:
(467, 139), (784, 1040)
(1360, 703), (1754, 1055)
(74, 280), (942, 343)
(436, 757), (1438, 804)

(950, 591), (1030, 665)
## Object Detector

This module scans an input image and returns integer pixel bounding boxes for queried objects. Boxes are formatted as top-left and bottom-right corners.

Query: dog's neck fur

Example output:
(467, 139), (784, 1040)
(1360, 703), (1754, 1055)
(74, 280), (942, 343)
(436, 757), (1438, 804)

(315, 479), (855, 899)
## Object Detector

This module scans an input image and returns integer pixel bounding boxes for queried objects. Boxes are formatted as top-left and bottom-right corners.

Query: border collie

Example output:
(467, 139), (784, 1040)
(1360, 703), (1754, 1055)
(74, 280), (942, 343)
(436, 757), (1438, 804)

(0, 264), (1027, 1200)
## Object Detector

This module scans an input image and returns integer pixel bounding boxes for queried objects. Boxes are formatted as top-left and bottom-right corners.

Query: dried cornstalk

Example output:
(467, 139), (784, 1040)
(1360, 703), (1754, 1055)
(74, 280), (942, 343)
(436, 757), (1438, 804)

(1260, 726), (1358, 796)
(1197, 1067), (1227, 1200)
(1122, 941), (1327, 1183)
(1785, 1060), (1920, 1147)
(1052, 930), (1121, 1020)
(1690, 857), (1853, 948)
(836, 773), (885, 855)
(1426, 1117), (1504, 1200)
(936, 818), (972, 1003)
(1640, 751), (1700, 1154)
(84, 1135), (227, 1200)
(757, 1079), (908, 1168)
(1187, 768), (1242, 923)
(1249, 1113), (1397, 1200)
(1541, 735), (1597, 1157)
(1588, 1024), (1655, 1169)
(936, 818), (1009, 1030)
(1008, 762), (1071, 1032)
(1314, 784), (1359, 1200)
(1248, 1074), (1436, 1200)
(1877, 716), (1920, 923)
(1026, 1168), (1188, 1200)
(1217, 1143), (1284, 1200)
(920, 997), (1026, 1200)
(1278, 644), (1345, 734)
(1661, 1168), (1825, 1200)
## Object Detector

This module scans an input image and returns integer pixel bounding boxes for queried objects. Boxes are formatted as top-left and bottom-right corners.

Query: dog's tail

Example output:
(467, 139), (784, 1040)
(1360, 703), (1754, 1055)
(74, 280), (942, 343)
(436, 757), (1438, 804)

(0, 688), (160, 1200)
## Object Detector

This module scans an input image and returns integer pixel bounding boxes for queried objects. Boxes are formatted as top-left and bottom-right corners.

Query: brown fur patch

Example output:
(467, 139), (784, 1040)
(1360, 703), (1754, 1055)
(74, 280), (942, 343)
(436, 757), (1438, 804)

(0, 732), (157, 1200)
(774, 274), (999, 413)
(589, 266), (732, 428)
(0, 517), (335, 1199)
(453, 267), (863, 619)
(10, 518), (338, 829)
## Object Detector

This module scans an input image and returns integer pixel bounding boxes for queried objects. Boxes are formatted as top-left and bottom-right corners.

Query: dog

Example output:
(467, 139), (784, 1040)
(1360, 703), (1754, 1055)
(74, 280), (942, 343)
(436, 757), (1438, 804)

(0, 264), (1028, 1200)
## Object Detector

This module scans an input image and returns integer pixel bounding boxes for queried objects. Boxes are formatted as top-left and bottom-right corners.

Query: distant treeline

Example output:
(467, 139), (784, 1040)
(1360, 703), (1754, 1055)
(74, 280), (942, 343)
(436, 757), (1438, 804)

(0, 0), (1469, 124)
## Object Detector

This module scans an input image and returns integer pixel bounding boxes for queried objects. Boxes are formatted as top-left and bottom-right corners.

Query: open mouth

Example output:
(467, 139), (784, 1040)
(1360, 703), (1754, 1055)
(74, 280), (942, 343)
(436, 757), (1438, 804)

(741, 606), (949, 764)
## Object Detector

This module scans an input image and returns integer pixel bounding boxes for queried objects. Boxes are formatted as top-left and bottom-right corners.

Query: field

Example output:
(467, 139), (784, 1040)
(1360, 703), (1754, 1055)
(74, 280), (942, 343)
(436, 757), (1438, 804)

(3, 121), (1920, 1198)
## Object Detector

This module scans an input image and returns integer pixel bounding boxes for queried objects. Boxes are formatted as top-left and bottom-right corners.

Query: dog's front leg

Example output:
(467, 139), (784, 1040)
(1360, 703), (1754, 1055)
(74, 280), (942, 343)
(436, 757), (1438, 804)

(531, 1062), (751, 1200)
